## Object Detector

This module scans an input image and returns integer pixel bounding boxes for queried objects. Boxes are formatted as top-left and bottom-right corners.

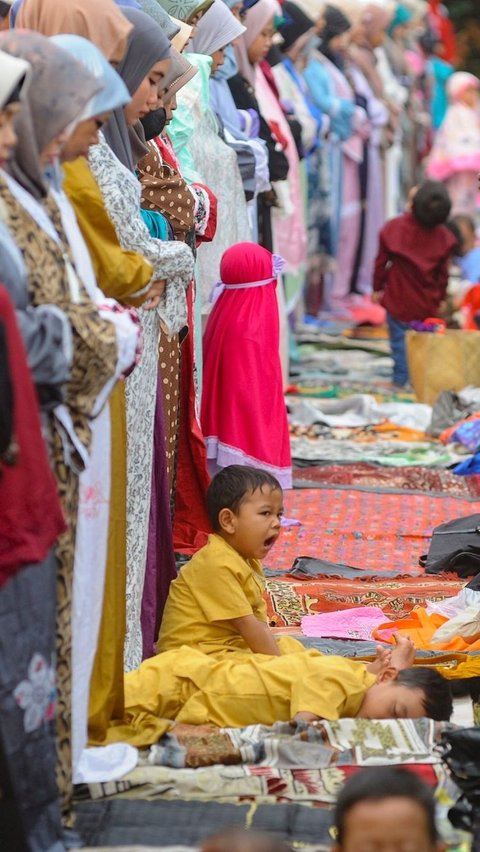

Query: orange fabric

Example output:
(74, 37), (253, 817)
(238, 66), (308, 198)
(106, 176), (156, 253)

(373, 607), (480, 652)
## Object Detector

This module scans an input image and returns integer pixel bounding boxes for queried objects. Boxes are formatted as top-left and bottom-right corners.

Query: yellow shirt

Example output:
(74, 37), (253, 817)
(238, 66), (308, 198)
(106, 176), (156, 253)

(157, 534), (268, 655)
(120, 648), (376, 744)
(62, 157), (153, 305)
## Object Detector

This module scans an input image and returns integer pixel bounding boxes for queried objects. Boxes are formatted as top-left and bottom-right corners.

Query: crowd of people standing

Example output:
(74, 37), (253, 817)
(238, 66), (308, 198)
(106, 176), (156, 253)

(0, 0), (475, 848)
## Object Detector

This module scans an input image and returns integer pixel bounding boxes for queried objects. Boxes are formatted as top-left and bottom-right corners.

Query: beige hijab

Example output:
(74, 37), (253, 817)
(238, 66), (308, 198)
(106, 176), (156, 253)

(162, 47), (197, 102)
(171, 17), (193, 51)
(16, 0), (133, 63)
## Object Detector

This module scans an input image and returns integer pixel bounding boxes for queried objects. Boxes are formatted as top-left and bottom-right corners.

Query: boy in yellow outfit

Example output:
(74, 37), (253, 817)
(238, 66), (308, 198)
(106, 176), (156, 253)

(112, 646), (452, 746)
(158, 465), (418, 665)
(158, 465), (294, 657)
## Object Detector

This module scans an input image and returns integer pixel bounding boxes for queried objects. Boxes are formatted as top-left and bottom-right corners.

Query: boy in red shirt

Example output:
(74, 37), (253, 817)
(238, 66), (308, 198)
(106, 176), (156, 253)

(373, 181), (457, 386)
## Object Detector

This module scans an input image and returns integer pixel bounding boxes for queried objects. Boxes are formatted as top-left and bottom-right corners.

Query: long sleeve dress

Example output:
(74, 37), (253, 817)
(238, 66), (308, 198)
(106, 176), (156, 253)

(89, 133), (194, 672)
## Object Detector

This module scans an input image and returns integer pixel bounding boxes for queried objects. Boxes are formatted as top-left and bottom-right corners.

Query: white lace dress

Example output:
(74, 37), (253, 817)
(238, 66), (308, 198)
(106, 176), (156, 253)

(89, 135), (194, 670)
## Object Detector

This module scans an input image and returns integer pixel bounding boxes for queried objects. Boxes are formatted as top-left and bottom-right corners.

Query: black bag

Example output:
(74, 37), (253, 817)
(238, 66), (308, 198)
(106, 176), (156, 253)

(420, 514), (480, 578)
(441, 727), (480, 834)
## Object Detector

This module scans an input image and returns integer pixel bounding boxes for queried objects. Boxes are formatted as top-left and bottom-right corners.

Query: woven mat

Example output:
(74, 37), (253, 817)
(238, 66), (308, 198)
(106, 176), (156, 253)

(265, 488), (477, 574)
(292, 464), (480, 501)
(265, 574), (464, 627)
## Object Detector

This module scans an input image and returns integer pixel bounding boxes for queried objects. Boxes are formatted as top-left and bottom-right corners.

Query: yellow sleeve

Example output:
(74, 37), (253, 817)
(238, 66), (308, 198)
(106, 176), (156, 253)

(62, 157), (153, 304)
(190, 550), (264, 624)
(290, 658), (375, 720)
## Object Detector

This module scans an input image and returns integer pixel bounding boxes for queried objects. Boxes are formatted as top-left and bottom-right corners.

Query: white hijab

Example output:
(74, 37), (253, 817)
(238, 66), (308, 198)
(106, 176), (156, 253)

(188, 0), (245, 56)
(0, 49), (30, 109)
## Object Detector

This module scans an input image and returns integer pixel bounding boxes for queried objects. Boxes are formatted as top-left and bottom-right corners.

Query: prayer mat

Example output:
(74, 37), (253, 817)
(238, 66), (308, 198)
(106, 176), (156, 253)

(294, 334), (390, 354)
(81, 763), (442, 808)
(264, 488), (477, 574)
(265, 575), (464, 626)
(287, 382), (416, 403)
(343, 326), (389, 341)
(290, 436), (464, 467)
(74, 799), (332, 848)
(289, 424), (430, 443)
(292, 464), (480, 501)
(83, 719), (448, 791)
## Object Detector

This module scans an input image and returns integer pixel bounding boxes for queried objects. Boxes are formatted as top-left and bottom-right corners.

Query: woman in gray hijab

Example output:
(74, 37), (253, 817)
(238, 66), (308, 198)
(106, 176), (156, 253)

(103, 5), (172, 170)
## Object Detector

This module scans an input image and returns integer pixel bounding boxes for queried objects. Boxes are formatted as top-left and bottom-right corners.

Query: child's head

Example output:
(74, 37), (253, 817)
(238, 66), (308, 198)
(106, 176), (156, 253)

(449, 214), (476, 256)
(358, 666), (453, 721)
(202, 829), (292, 852)
(447, 71), (480, 108)
(332, 767), (445, 852)
(219, 242), (285, 287)
(207, 465), (284, 560)
(411, 181), (452, 229)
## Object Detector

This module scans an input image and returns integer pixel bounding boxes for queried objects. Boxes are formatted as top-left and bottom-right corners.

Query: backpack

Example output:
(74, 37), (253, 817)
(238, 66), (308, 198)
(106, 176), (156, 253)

(420, 514), (480, 578)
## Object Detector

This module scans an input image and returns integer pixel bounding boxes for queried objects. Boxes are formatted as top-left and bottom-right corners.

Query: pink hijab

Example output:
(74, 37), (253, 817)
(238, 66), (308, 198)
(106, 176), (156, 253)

(201, 242), (292, 487)
(447, 72), (480, 103)
(234, 0), (280, 86)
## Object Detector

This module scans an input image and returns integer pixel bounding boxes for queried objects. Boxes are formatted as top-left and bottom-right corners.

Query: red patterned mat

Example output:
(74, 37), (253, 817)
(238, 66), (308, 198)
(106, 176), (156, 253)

(265, 487), (479, 574)
(292, 464), (480, 500)
(265, 574), (464, 627)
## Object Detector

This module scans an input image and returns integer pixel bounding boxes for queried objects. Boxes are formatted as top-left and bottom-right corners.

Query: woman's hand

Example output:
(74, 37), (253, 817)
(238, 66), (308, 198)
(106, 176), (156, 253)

(143, 279), (166, 311)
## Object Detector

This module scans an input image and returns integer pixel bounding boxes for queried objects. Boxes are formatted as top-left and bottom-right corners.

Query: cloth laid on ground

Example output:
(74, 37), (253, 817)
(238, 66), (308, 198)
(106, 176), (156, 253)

(265, 556), (417, 579)
(427, 586), (480, 620)
(432, 607), (480, 646)
(440, 415), (480, 453)
(298, 637), (453, 659)
(75, 798), (332, 849)
(288, 395), (432, 432)
(295, 333), (391, 355)
(263, 488), (478, 574)
(292, 464), (480, 501)
(374, 607), (480, 653)
(452, 454), (480, 476)
(301, 607), (391, 640)
(265, 574), (464, 626)
(429, 388), (480, 437)
(75, 744), (139, 784)
(290, 436), (465, 466)
(295, 348), (391, 371)
(287, 381), (416, 403)
(81, 762), (444, 809)
(84, 719), (448, 794)
(289, 423), (430, 444)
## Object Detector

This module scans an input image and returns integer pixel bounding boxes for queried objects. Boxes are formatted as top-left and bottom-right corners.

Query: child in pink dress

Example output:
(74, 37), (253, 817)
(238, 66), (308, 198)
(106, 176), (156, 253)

(201, 242), (292, 488)
(426, 71), (480, 216)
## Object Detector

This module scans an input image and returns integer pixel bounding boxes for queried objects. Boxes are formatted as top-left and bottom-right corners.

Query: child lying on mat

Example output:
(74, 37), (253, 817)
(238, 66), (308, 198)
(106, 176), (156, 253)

(119, 646), (452, 745)
(157, 464), (297, 657)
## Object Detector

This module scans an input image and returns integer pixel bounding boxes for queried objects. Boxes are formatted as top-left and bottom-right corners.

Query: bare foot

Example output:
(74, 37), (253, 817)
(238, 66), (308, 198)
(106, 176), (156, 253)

(390, 633), (415, 669)
(367, 644), (392, 675)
